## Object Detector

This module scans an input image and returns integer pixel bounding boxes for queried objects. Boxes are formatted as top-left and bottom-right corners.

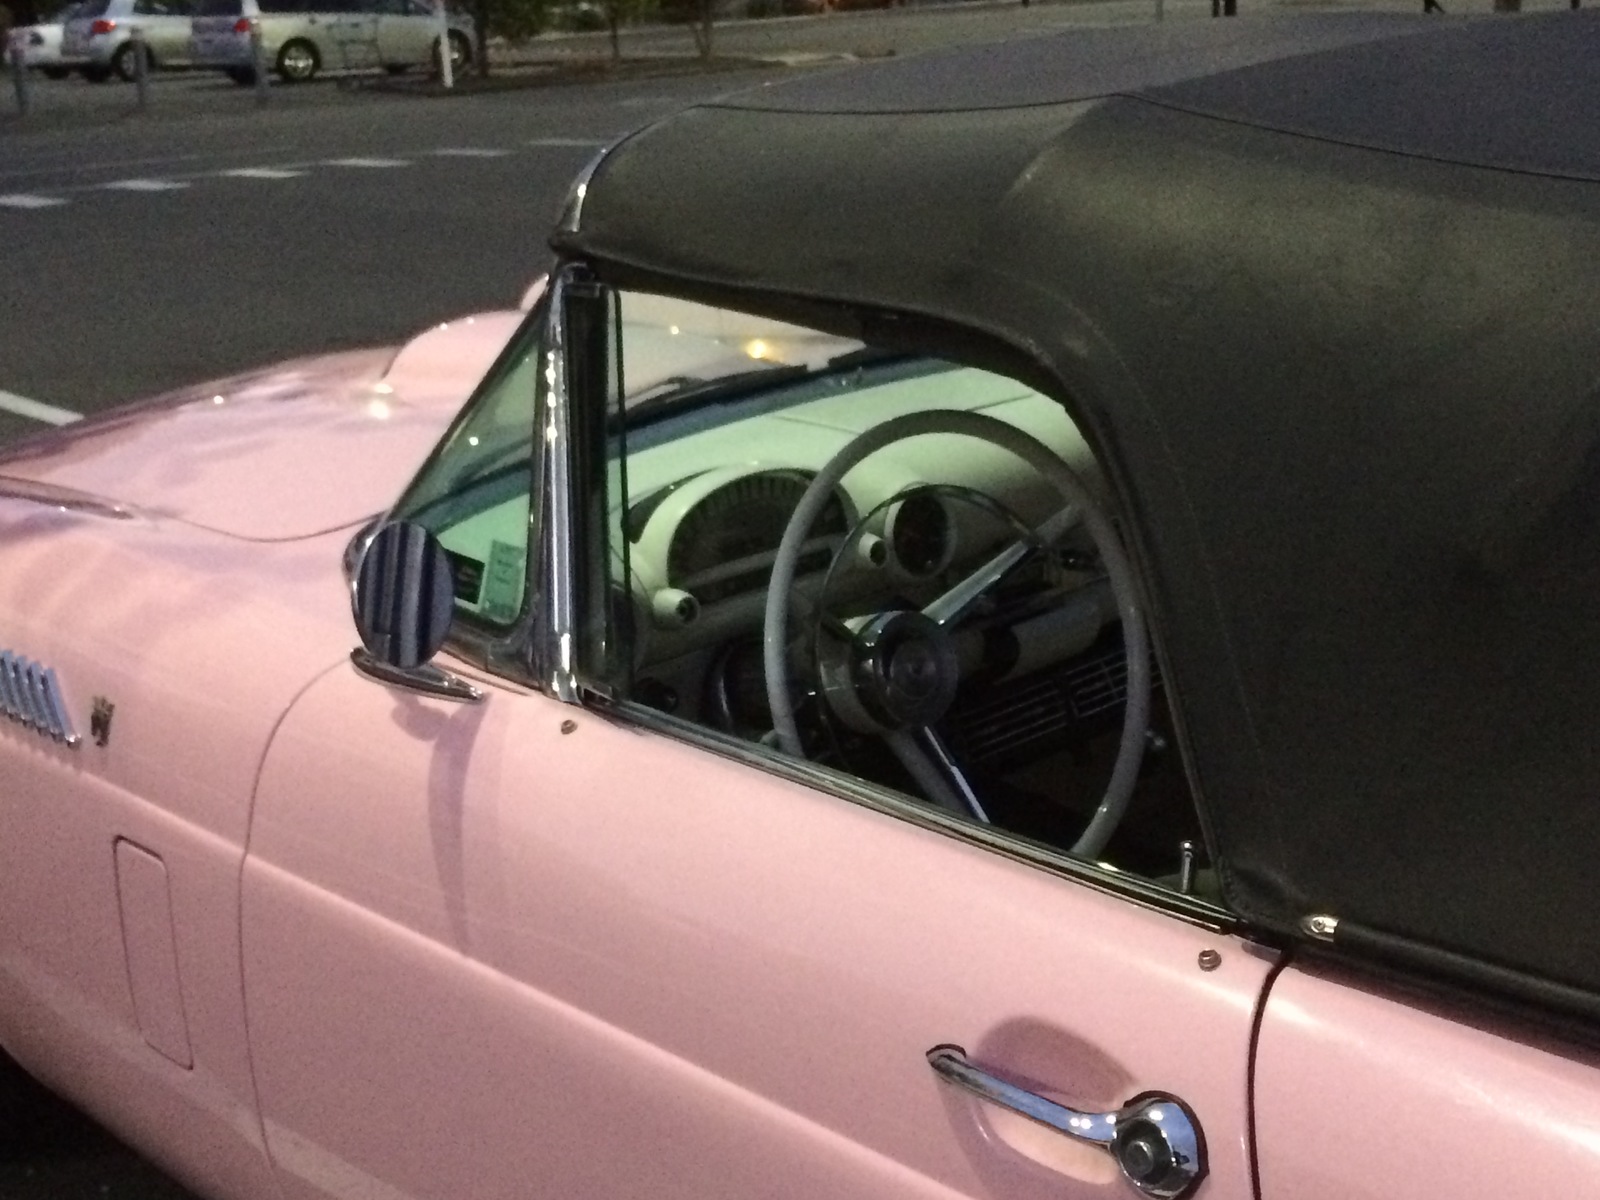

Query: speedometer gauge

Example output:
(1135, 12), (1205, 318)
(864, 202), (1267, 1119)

(668, 471), (848, 604)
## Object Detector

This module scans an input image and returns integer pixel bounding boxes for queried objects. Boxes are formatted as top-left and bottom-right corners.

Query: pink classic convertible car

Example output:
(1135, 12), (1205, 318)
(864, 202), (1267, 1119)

(5, 11), (1600, 1200)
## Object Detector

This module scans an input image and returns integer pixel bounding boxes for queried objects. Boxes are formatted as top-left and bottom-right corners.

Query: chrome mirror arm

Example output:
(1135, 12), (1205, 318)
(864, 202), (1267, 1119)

(350, 649), (482, 703)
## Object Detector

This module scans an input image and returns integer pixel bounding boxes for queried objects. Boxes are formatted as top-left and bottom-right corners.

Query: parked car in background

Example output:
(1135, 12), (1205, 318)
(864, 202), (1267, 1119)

(189, 0), (471, 84)
(5, 13), (1600, 1200)
(7, 1), (89, 77)
(59, 0), (195, 81)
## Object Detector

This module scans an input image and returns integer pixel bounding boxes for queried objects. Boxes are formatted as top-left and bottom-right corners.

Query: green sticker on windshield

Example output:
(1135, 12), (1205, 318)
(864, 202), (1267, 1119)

(479, 539), (527, 624)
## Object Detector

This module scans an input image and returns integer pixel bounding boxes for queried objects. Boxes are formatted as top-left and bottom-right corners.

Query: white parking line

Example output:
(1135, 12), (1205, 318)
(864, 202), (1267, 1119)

(101, 179), (192, 192)
(221, 167), (308, 179)
(324, 157), (411, 168)
(0, 390), (82, 427)
(0, 194), (68, 209)
(0, 144), (601, 212)
(0, 150), (279, 184)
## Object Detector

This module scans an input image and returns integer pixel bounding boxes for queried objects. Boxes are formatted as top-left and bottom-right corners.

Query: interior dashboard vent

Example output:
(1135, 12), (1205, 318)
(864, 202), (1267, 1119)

(943, 638), (1158, 770)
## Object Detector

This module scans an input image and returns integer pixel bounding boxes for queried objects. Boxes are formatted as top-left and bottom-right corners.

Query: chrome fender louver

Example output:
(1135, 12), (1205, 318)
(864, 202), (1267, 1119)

(0, 651), (80, 747)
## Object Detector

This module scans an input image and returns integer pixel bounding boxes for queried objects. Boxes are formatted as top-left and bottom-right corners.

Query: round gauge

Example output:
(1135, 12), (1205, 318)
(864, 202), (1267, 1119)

(886, 491), (955, 577)
(668, 471), (847, 604)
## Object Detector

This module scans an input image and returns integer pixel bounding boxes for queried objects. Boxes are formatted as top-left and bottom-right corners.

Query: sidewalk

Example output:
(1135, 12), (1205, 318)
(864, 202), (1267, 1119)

(505, 0), (1584, 62)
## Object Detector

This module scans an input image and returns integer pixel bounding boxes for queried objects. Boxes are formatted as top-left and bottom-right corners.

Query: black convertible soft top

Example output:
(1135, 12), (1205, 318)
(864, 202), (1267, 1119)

(558, 13), (1600, 1024)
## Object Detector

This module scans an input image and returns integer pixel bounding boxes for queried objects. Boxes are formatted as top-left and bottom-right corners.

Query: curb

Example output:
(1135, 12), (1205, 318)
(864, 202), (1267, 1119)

(363, 52), (814, 97)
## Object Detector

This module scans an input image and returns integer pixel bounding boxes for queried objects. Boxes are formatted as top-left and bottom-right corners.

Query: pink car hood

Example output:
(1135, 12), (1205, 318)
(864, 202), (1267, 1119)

(0, 311), (522, 542)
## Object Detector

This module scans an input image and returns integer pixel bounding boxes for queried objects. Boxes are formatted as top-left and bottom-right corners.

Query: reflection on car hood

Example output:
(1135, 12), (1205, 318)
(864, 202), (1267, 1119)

(0, 311), (521, 543)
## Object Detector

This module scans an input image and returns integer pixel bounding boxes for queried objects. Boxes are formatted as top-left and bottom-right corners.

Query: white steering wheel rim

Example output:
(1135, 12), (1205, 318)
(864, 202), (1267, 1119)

(760, 408), (1150, 860)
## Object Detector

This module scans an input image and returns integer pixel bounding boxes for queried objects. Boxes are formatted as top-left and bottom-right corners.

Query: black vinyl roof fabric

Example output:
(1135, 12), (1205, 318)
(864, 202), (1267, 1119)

(558, 13), (1600, 1020)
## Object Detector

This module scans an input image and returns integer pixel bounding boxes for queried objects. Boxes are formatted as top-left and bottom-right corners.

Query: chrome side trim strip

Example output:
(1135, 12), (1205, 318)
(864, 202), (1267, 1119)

(0, 650), (80, 746)
(0, 477), (135, 520)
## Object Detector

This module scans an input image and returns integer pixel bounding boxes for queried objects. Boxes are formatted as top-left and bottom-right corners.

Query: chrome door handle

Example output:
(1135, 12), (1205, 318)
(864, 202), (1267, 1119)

(926, 1045), (1206, 1200)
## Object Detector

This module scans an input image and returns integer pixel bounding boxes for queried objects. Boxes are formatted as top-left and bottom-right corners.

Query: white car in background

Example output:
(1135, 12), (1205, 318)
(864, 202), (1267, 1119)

(7, 1), (88, 78)
(59, 0), (197, 82)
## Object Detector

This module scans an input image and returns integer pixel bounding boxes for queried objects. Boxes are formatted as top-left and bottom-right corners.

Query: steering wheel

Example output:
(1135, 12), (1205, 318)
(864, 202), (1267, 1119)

(761, 409), (1150, 860)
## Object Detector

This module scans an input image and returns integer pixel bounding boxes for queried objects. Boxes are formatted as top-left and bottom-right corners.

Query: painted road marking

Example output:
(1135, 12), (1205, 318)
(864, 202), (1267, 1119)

(221, 167), (307, 179)
(324, 157), (411, 168)
(0, 149), (291, 184)
(1, 144), (603, 211)
(0, 194), (68, 209)
(0, 390), (82, 426)
(101, 179), (192, 192)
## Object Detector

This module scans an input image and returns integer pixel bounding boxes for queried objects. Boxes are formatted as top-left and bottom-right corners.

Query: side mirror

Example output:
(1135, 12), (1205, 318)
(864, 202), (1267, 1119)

(350, 522), (481, 701)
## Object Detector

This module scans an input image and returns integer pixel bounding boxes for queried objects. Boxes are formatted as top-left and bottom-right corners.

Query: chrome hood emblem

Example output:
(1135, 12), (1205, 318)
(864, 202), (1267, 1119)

(0, 651), (80, 747)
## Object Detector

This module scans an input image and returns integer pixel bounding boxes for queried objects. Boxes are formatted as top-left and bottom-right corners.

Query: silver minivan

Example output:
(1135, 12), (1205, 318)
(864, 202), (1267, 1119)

(189, 0), (470, 84)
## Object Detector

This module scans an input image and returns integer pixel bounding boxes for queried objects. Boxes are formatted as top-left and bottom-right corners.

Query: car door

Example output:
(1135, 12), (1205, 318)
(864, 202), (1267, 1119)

(245, 671), (1271, 1200)
(309, 0), (375, 72)
(130, 0), (191, 65)
(60, 0), (102, 59)
(241, 280), (1275, 1200)
(374, 0), (430, 68)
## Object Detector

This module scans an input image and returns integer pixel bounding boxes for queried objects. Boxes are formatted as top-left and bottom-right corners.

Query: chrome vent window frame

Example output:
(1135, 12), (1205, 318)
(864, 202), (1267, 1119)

(0, 478), (137, 521)
(344, 278), (578, 697)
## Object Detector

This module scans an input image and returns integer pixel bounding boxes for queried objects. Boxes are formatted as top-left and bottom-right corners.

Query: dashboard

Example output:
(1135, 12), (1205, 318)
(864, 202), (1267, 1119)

(613, 360), (1107, 729)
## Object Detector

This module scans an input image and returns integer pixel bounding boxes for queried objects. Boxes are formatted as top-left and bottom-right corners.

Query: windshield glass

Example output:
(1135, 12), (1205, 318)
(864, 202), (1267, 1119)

(615, 292), (863, 414)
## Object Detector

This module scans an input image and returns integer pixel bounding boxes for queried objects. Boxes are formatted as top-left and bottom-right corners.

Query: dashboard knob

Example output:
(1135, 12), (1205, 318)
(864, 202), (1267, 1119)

(856, 533), (889, 568)
(651, 588), (700, 629)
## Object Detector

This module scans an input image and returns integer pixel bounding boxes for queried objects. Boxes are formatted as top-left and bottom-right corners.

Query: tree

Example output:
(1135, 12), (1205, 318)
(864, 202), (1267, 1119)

(597, 0), (656, 62)
(685, 0), (713, 59)
(462, 0), (547, 77)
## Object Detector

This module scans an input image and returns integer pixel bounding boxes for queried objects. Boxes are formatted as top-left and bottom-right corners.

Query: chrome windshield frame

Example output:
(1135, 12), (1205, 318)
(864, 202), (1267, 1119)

(536, 263), (583, 703)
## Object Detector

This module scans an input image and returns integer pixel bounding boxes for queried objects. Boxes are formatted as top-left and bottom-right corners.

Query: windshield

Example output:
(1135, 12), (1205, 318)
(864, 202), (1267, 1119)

(384, 292), (881, 638)
(614, 291), (864, 414)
